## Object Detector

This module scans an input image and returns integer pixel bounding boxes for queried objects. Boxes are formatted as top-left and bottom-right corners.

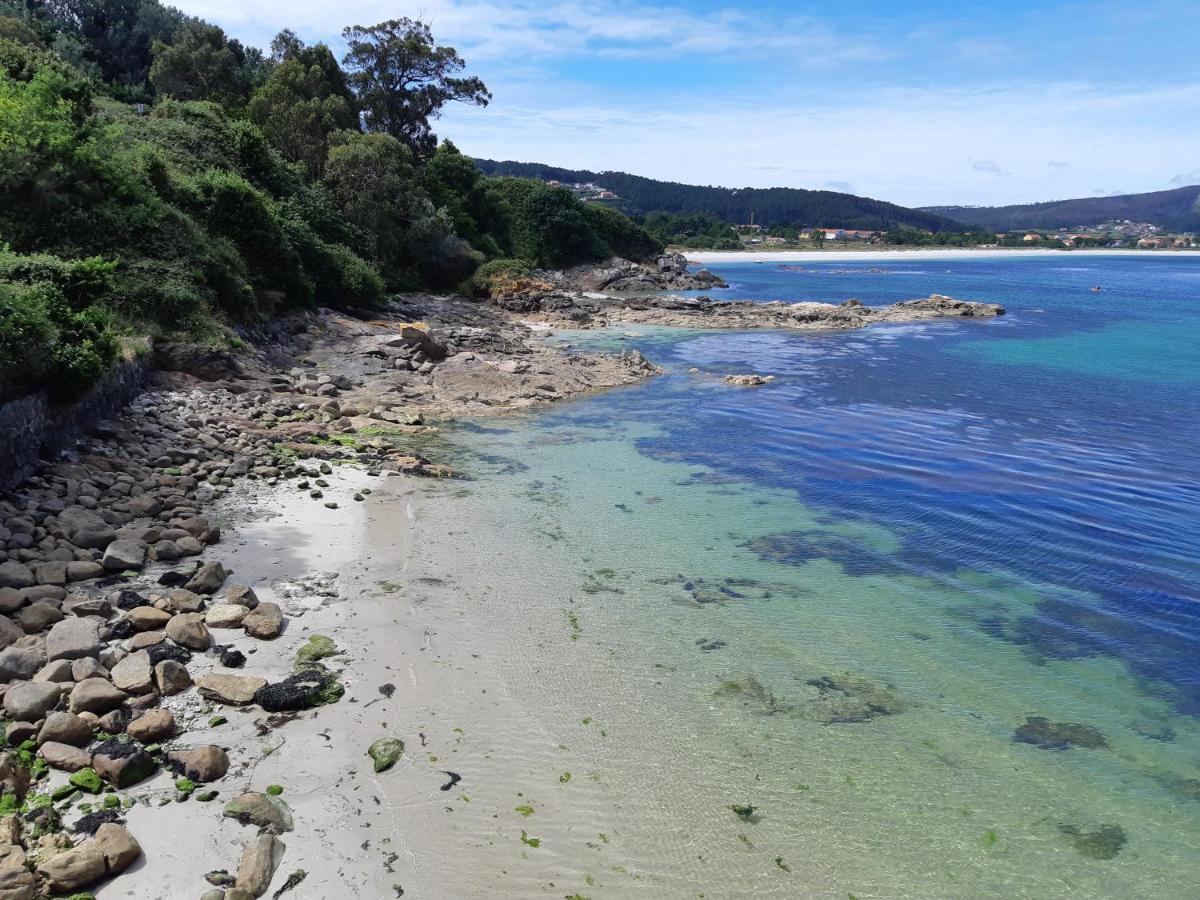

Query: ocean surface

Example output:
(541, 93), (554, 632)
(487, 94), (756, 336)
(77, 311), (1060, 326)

(417, 255), (1200, 898)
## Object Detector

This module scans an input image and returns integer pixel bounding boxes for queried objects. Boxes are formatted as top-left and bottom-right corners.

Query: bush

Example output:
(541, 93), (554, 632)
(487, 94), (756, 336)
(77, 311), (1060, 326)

(583, 203), (662, 261)
(461, 257), (532, 297)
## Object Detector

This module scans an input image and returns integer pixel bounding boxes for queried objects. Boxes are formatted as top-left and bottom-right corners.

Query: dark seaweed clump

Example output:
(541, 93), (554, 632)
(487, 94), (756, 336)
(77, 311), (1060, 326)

(742, 531), (901, 577)
(1013, 716), (1108, 750)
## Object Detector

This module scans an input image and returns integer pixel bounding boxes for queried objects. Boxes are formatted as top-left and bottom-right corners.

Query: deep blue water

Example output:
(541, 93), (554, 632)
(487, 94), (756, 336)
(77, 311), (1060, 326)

(549, 255), (1200, 714)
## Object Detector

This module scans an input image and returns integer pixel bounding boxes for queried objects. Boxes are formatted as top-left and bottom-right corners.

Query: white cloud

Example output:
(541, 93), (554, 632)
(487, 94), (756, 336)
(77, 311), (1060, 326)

(971, 159), (1010, 176)
(1168, 169), (1200, 186)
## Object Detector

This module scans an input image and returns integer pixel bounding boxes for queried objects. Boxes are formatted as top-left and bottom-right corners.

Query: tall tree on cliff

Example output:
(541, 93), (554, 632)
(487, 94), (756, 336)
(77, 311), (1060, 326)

(340, 18), (490, 158)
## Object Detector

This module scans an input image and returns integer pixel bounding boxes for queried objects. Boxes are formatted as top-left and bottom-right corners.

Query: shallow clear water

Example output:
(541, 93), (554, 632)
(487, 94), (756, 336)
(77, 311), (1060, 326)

(427, 256), (1200, 897)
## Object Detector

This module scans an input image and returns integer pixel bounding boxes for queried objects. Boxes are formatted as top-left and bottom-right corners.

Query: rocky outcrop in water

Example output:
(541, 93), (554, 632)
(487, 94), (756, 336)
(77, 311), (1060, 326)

(535, 252), (727, 294)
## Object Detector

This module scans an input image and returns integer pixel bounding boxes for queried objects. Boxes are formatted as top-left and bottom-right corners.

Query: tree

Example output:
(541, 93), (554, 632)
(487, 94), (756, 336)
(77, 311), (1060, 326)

(248, 36), (357, 177)
(149, 21), (249, 105)
(424, 140), (510, 256)
(323, 130), (477, 286)
(341, 18), (490, 157)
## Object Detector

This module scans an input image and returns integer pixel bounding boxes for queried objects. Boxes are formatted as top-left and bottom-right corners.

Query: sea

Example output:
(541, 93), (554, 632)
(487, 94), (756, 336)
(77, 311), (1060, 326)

(409, 254), (1200, 898)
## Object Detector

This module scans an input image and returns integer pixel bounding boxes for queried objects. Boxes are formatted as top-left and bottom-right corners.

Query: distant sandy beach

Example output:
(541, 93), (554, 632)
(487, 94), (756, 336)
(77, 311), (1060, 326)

(684, 248), (1197, 264)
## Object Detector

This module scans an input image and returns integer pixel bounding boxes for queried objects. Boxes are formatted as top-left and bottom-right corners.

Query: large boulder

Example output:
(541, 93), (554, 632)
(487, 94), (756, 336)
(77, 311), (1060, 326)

(152, 342), (244, 381)
(242, 602), (283, 640)
(0, 647), (45, 683)
(109, 651), (154, 695)
(184, 561), (228, 595)
(45, 617), (103, 662)
(94, 822), (141, 874)
(0, 867), (38, 899)
(101, 540), (146, 571)
(126, 708), (175, 743)
(37, 741), (92, 772)
(196, 674), (266, 706)
(36, 841), (106, 892)
(235, 833), (284, 898)
(91, 739), (156, 787)
(0, 563), (33, 591)
(167, 745), (228, 782)
(2, 682), (61, 722)
(165, 613), (210, 651)
(37, 711), (92, 747)
(69, 678), (129, 715)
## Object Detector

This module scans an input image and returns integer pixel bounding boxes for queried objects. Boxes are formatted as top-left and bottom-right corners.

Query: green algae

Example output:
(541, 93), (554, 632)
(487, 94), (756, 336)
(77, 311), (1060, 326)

(69, 769), (102, 795)
(368, 738), (404, 773)
(730, 804), (757, 821)
(266, 785), (283, 796)
(559, 772), (572, 784)
(294, 634), (339, 669)
(520, 830), (541, 848)
(515, 804), (534, 817)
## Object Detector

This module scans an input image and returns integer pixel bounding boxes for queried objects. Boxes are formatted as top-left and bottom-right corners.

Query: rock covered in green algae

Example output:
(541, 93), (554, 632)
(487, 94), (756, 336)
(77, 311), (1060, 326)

(1014, 716), (1108, 750)
(294, 635), (338, 670)
(68, 769), (102, 795)
(368, 738), (404, 773)
(223, 792), (294, 833)
(1059, 823), (1126, 859)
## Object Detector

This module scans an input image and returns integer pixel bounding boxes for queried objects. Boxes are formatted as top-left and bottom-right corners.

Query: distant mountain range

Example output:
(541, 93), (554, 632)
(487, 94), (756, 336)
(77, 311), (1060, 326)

(473, 159), (961, 232)
(922, 185), (1200, 232)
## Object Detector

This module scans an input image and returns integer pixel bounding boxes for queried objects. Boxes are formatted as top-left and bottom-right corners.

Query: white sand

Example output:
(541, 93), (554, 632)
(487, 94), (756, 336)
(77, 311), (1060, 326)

(684, 248), (1193, 264)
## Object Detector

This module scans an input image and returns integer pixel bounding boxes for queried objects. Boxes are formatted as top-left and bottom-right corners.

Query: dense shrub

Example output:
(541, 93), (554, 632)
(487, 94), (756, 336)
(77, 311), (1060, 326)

(461, 258), (533, 297)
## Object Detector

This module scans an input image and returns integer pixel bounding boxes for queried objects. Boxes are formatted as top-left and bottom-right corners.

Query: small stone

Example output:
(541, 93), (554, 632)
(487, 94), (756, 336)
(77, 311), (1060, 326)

(2, 681), (62, 722)
(184, 561), (228, 595)
(235, 833), (285, 897)
(69, 678), (129, 715)
(242, 602), (283, 640)
(166, 612), (211, 651)
(128, 630), (165, 650)
(101, 540), (146, 571)
(3, 722), (36, 745)
(168, 745), (229, 782)
(110, 651), (154, 695)
(36, 840), (106, 892)
(126, 708), (175, 743)
(367, 738), (404, 773)
(196, 673), (267, 706)
(37, 711), (92, 747)
(223, 792), (293, 833)
(62, 594), (111, 617)
(94, 822), (142, 873)
(16, 603), (63, 633)
(154, 659), (191, 695)
(31, 658), (73, 683)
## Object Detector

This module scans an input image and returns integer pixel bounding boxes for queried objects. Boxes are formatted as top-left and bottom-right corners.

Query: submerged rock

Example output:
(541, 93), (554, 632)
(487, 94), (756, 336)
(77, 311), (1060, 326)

(1014, 716), (1108, 751)
(804, 673), (907, 724)
(1059, 823), (1126, 859)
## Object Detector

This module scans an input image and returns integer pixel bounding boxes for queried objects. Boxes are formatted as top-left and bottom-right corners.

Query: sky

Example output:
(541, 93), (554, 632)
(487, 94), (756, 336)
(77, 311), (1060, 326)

(170, 0), (1200, 208)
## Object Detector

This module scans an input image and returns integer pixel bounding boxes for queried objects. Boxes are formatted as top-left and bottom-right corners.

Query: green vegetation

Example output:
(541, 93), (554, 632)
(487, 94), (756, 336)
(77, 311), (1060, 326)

(474, 158), (964, 232)
(641, 212), (741, 250)
(0, 6), (661, 399)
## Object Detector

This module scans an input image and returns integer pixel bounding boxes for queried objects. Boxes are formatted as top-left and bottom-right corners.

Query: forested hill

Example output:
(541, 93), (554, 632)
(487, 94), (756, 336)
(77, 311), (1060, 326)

(923, 185), (1200, 231)
(474, 160), (964, 232)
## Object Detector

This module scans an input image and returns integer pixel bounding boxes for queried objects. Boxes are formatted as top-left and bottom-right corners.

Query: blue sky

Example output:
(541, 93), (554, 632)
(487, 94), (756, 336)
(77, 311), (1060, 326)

(172, 0), (1200, 207)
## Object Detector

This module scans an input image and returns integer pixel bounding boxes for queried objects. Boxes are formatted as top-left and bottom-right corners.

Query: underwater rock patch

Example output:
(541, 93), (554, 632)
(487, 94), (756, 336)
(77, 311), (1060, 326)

(803, 673), (907, 724)
(714, 674), (789, 715)
(1059, 823), (1126, 860)
(1013, 716), (1108, 751)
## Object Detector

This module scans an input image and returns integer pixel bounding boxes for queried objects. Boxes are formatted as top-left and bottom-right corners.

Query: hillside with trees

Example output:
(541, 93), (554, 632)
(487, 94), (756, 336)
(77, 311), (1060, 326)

(473, 159), (964, 232)
(0, 4), (660, 401)
(923, 185), (1200, 231)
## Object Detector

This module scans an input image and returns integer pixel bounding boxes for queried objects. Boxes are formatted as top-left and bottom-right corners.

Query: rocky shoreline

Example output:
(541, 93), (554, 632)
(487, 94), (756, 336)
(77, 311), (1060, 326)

(0, 266), (1006, 898)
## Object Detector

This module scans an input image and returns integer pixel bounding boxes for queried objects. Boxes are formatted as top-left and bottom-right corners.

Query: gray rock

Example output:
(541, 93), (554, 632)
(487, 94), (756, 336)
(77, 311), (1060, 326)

(37, 741), (92, 772)
(0, 867), (39, 899)
(109, 651), (154, 695)
(3, 682), (62, 722)
(223, 793), (293, 833)
(36, 840), (106, 892)
(37, 711), (92, 747)
(31, 562), (67, 587)
(126, 607), (172, 631)
(62, 594), (111, 617)
(242, 602), (283, 640)
(31, 659), (73, 683)
(65, 561), (105, 582)
(94, 822), (141, 874)
(196, 674), (266, 706)
(224, 584), (259, 609)
(166, 588), (205, 613)
(184, 560), (227, 595)
(205, 604), (248, 628)
(0, 590), (23, 615)
(45, 617), (103, 661)
(16, 603), (63, 633)
(69, 678), (129, 715)
(154, 659), (191, 695)
(165, 612), (210, 650)
(235, 833), (284, 897)
(70, 657), (107, 681)
(0, 617), (20, 651)
(0, 563), (33, 590)
(0, 647), (45, 682)
(101, 540), (146, 571)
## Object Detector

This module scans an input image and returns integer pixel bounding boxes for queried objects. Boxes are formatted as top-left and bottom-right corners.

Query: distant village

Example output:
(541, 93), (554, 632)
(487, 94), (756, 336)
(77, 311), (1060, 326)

(545, 179), (619, 201)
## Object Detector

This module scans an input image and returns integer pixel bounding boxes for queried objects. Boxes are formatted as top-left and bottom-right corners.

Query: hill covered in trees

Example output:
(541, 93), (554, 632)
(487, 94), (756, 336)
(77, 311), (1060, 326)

(923, 185), (1200, 231)
(473, 160), (964, 232)
(0, 4), (661, 401)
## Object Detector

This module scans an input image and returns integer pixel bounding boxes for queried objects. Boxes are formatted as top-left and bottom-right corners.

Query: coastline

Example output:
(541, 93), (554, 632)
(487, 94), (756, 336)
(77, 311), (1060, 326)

(683, 248), (1197, 264)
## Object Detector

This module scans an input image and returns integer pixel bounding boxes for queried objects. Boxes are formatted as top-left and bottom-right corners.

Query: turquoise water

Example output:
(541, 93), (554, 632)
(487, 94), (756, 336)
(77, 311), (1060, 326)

(432, 255), (1200, 897)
